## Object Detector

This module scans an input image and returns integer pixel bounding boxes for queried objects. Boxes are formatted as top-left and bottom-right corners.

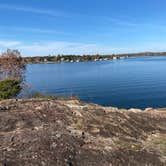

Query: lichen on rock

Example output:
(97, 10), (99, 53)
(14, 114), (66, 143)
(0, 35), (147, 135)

(0, 98), (166, 166)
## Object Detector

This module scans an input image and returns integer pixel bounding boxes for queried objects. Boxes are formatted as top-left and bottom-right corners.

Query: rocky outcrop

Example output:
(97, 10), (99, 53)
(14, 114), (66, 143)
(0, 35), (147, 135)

(0, 99), (166, 166)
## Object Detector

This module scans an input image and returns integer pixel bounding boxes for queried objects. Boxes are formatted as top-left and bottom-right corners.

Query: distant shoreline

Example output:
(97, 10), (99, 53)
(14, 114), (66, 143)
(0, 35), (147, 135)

(24, 52), (166, 64)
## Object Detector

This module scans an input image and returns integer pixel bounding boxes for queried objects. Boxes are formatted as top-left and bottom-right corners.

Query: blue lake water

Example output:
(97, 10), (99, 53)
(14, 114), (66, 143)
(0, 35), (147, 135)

(25, 56), (166, 109)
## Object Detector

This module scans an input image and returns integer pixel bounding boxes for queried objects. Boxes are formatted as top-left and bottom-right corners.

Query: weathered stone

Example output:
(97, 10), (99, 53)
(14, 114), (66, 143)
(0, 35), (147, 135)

(0, 98), (166, 166)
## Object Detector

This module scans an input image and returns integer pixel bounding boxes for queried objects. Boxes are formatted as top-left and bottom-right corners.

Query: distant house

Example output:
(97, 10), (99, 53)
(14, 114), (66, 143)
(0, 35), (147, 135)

(113, 56), (117, 60)
(60, 58), (64, 61)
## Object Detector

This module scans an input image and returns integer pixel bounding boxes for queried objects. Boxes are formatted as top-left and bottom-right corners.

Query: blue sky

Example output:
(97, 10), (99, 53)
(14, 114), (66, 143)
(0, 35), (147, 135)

(0, 0), (166, 56)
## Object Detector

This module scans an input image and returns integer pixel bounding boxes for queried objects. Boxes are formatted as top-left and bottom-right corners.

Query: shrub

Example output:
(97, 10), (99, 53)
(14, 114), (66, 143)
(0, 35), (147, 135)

(0, 78), (21, 100)
(31, 92), (57, 99)
(30, 91), (79, 100)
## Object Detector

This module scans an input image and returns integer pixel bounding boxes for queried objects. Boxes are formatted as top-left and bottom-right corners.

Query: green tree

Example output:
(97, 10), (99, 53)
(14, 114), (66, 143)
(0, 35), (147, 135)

(0, 78), (21, 100)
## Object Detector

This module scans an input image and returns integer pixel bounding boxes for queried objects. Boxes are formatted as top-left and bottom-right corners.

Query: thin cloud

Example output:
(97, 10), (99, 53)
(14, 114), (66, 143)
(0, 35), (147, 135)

(106, 17), (138, 27)
(0, 26), (70, 35)
(10, 41), (121, 56)
(0, 4), (71, 18)
(104, 16), (166, 30)
(18, 28), (61, 34)
(1, 4), (166, 32)
(1, 40), (166, 56)
(0, 40), (21, 47)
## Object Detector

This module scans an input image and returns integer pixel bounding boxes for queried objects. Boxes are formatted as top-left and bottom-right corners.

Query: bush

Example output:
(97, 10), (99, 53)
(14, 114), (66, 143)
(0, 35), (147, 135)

(31, 92), (57, 99)
(30, 91), (79, 100)
(0, 78), (21, 100)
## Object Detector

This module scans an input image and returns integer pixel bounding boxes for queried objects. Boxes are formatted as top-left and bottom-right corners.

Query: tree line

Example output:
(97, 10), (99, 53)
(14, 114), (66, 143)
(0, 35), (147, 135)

(24, 52), (166, 63)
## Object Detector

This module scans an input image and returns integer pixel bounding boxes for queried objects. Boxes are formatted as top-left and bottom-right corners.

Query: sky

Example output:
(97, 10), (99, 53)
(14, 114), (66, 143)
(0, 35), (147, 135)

(0, 0), (166, 56)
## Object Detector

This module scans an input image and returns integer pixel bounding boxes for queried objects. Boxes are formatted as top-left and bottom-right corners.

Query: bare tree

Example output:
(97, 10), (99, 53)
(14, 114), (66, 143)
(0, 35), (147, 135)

(0, 49), (26, 80)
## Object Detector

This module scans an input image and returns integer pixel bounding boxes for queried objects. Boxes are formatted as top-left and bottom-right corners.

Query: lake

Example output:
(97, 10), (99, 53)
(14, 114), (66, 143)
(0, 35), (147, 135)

(25, 56), (166, 109)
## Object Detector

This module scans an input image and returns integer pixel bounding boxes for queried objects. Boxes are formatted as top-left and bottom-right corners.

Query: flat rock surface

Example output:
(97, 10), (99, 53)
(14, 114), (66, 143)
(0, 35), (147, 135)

(0, 99), (166, 166)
